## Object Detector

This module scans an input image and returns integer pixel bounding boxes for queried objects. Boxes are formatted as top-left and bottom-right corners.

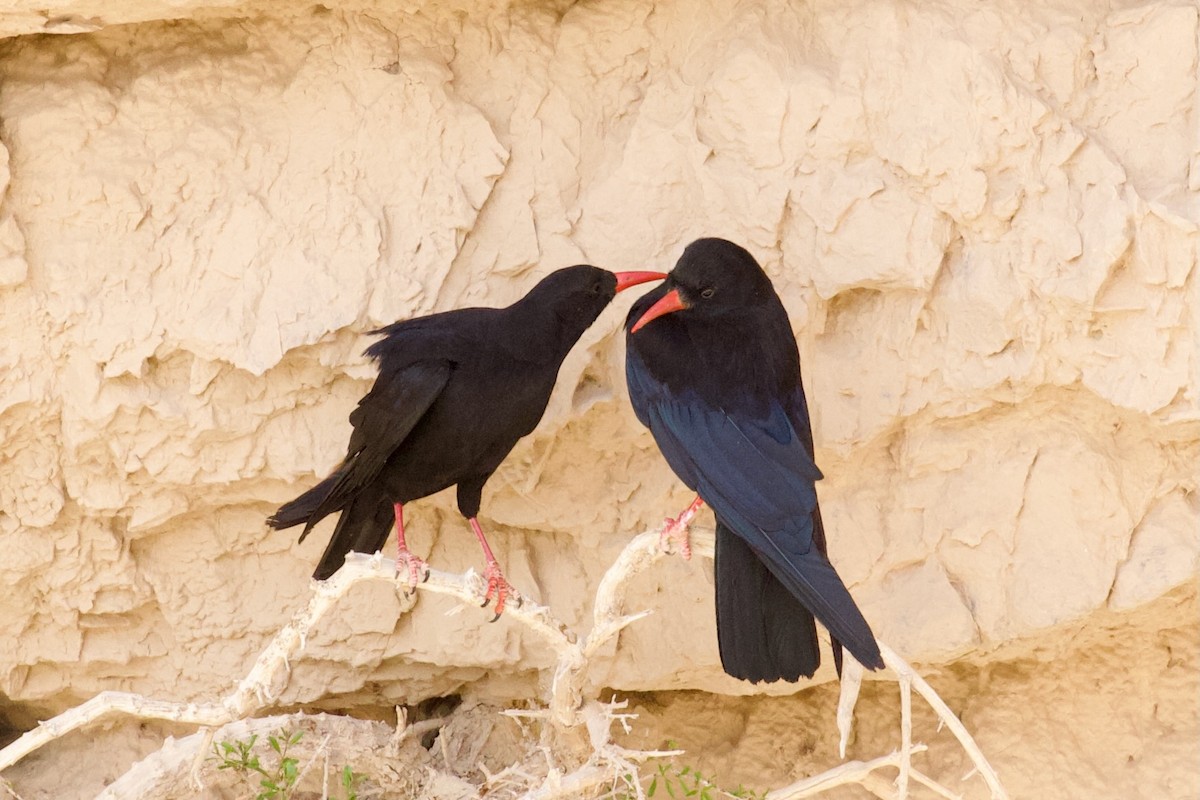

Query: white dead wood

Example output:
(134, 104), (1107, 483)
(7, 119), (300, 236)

(0, 524), (1006, 800)
(813, 643), (1008, 800)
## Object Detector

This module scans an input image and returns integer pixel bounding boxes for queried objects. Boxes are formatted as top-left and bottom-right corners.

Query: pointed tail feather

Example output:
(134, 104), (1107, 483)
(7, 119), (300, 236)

(311, 488), (394, 580)
(810, 507), (845, 676)
(715, 521), (821, 682)
(268, 472), (344, 538)
(752, 534), (884, 671)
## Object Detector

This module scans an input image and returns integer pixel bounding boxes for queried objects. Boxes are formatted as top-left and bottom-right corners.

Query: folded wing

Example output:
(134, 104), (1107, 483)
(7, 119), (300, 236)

(627, 348), (882, 670)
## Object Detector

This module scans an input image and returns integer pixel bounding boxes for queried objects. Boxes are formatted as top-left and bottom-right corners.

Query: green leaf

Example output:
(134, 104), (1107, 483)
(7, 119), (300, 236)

(648, 776), (658, 797)
(289, 730), (305, 745)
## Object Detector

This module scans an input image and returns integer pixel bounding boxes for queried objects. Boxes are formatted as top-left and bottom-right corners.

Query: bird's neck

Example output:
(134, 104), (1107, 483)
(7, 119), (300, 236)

(502, 297), (589, 364)
(634, 310), (800, 413)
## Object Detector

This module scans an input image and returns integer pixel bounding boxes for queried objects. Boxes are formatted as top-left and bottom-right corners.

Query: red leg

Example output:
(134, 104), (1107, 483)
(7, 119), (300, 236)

(660, 495), (704, 560)
(393, 503), (429, 587)
(469, 517), (519, 619)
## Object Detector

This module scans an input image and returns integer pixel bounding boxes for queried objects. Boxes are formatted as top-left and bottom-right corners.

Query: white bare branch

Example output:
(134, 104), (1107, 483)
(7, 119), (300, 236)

(767, 746), (930, 799)
(879, 643), (1008, 800)
(0, 692), (231, 774)
(0, 523), (1006, 800)
(816, 643), (1008, 800)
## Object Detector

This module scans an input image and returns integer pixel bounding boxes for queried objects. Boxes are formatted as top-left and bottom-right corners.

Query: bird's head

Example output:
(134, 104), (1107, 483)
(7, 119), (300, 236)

(629, 238), (774, 333)
(527, 265), (666, 329)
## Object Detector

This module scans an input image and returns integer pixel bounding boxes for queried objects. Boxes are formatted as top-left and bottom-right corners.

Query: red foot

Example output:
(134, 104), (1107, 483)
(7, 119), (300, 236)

(395, 549), (430, 589)
(658, 496), (704, 560)
(659, 516), (693, 560)
(392, 503), (428, 589)
(481, 560), (519, 621)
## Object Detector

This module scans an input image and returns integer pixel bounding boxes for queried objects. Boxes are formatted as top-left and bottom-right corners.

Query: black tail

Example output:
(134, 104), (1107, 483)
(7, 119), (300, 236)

(267, 472), (343, 538)
(749, 521), (884, 672)
(310, 486), (394, 580)
(715, 521), (821, 682)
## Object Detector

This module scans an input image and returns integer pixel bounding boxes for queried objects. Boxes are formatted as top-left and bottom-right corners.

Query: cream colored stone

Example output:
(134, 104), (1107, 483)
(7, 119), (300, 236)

(1110, 491), (1200, 611)
(853, 558), (980, 661)
(0, 0), (1196, 796)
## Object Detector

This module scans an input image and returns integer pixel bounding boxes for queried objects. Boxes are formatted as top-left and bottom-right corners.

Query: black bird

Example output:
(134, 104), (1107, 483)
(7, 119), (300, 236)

(624, 238), (883, 681)
(270, 266), (665, 615)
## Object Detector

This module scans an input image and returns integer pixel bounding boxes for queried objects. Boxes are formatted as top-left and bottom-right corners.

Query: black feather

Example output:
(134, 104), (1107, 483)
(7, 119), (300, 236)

(269, 266), (651, 581)
(625, 238), (883, 678)
(715, 519), (820, 682)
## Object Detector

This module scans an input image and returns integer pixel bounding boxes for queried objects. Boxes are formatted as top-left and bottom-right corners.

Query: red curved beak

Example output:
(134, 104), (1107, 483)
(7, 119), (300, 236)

(614, 271), (668, 293)
(631, 288), (688, 333)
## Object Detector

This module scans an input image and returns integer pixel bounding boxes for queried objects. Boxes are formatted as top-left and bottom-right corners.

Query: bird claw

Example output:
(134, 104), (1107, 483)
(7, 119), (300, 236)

(481, 561), (517, 618)
(658, 515), (693, 561)
(395, 550), (430, 590)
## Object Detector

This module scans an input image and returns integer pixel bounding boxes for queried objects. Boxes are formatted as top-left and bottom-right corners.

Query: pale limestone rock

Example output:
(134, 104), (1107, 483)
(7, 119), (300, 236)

(0, 0), (1196, 796)
(851, 558), (980, 661)
(1110, 491), (1200, 611)
(0, 135), (28, 287)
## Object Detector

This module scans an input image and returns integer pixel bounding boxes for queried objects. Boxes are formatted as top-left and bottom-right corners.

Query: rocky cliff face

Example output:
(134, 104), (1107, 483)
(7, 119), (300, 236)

(0, 0), (1196, 797)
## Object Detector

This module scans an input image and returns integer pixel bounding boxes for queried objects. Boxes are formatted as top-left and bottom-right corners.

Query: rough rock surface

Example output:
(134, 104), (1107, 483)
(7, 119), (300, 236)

(0, 0), (1196, 796)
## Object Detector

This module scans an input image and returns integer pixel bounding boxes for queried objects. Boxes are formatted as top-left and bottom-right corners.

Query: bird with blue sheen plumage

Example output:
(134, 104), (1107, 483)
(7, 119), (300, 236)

(624, 238), (883, 682)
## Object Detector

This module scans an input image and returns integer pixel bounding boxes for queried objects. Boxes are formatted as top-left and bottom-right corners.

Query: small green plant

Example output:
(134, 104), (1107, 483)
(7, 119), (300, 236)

(645, 761), (767, 800)
(340, 764), (365, 800)
(211, 730), (304, 800)
(210, 729), (367, 800)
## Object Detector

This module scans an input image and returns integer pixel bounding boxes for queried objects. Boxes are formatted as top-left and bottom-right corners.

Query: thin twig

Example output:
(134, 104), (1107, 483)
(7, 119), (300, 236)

(767, 747), (928, 799)
(910, 769), (964, 800)
(291, 733), (332, 796)
(837, 656), (864, 759)
(1, 778), (28, 800)
(879, 644), (1008, 800)
(898, 670), (913, 799)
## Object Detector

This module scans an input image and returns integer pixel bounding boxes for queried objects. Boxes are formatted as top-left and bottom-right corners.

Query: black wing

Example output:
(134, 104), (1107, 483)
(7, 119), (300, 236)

(299, 360), (452, 540)
(627, 347), (882, 670)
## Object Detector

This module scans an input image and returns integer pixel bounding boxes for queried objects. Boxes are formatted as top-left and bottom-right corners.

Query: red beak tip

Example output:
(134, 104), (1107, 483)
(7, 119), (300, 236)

(614, 271), (669, 293)
(630, 287), (687, 333)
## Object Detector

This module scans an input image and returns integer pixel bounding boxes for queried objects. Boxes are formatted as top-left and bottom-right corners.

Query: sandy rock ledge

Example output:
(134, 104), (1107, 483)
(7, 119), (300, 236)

(0, 0), (1196, 797)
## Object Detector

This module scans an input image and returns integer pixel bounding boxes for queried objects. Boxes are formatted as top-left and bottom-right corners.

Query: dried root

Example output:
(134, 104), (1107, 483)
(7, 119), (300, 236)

(0, 529), (1006, 800)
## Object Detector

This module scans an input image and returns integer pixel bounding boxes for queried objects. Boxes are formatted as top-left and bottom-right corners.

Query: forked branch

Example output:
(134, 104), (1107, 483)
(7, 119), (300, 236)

(0, 526), (1006, 800)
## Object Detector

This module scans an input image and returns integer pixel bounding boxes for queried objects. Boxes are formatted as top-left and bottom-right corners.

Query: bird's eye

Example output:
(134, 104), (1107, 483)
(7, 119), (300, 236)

(591, 282), (603, 294)
(700, 287), (715, 299)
